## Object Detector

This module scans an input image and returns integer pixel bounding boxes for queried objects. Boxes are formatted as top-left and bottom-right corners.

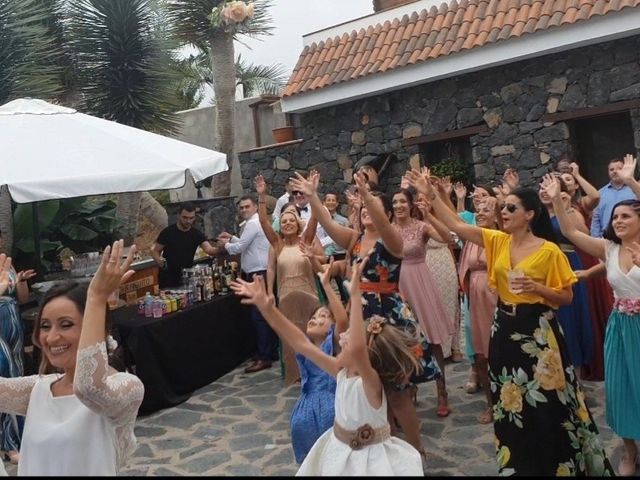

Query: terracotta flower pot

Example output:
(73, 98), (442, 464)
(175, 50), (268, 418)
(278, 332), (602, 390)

(272, 126), (295, 143)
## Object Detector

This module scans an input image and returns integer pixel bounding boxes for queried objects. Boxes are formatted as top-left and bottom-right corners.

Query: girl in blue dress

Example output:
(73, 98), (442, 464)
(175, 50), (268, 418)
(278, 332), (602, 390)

(234, 260), (348, 464)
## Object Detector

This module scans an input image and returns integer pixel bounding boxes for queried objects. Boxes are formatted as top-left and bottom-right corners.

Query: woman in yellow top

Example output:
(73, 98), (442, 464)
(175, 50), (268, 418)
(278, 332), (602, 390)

(406, 168), (613, 476)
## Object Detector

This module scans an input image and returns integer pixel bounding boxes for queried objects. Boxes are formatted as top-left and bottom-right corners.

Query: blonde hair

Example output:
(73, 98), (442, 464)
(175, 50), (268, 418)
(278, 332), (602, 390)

(279, 210), (304, 237)
(365, 315), (422, 386)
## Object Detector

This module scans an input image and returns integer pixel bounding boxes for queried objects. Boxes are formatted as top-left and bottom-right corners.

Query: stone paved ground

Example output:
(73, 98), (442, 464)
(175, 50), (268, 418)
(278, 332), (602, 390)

(2, 358), (623, 476)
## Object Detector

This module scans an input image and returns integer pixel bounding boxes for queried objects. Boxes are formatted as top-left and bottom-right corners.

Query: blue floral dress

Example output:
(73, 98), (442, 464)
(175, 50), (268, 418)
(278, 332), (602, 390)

(350, 236), (440, 384)
(290, 326), (336, 464)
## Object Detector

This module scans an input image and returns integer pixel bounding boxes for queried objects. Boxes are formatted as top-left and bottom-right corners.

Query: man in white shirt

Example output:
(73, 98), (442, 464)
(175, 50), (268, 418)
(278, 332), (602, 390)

(219, 195), (276, 373)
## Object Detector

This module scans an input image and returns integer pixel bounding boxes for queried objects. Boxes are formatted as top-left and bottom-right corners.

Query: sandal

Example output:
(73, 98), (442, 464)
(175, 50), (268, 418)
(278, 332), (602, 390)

(478, 407), (493, 424)
(450, 351), (464, 363)
(436, 380), (451, 417)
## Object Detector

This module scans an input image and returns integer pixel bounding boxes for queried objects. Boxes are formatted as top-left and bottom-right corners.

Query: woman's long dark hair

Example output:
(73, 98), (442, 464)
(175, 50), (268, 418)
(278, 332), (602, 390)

(511, 187), (559, 244)
(602, 199), (640, 244)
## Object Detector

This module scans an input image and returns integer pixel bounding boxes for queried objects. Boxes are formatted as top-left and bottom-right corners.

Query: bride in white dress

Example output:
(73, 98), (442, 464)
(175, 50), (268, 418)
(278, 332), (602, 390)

(0, 241), (143, 476)
(232, 256), (423, 476)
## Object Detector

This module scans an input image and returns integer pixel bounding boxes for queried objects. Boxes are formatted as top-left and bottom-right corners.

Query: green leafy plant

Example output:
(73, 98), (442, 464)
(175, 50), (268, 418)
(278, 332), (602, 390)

(429, 157), (471, 183)
(13, 197), (122, 273)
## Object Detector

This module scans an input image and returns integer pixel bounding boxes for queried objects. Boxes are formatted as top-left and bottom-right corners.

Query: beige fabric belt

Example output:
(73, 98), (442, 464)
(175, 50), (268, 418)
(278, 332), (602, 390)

(333, 421), (390, 450)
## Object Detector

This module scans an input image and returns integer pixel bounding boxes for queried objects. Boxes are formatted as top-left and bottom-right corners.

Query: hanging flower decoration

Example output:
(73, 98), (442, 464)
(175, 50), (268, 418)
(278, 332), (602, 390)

(210, 1), (256, 32)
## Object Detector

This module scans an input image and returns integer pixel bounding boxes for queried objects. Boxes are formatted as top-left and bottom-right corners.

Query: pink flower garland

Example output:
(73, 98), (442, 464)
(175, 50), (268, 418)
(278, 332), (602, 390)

(614, 297), (640, 315)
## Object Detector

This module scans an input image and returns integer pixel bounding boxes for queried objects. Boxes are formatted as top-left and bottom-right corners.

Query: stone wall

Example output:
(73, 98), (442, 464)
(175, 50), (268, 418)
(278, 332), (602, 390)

(239, 35), (640, 199)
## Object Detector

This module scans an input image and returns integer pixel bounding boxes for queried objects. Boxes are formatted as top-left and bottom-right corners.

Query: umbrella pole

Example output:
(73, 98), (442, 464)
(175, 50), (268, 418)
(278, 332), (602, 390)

(32, 202), (42, 278)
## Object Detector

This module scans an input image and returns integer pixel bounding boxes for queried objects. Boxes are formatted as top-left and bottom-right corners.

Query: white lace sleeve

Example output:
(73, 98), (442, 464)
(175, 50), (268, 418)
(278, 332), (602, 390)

(0, 376), (38, 416)
(75, 342), (144, 467)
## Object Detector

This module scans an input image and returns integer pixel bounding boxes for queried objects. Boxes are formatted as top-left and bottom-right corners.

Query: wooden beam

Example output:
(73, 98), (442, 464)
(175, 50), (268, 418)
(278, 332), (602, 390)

(542, 99), (640, 123)
(402, 124), (489, 147)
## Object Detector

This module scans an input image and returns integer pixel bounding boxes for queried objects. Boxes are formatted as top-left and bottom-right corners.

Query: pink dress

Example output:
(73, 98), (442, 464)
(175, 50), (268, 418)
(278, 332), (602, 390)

(395, 219), (454, 345)
(457, 241), (497, 357)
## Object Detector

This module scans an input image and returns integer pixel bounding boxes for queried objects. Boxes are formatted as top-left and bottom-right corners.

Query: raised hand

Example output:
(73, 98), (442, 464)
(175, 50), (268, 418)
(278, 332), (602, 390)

(347, 254), (369, 298)
(441, 176), (453, 195)
(540, 173), (561, 201)
(415, 198), (430, 217)
(0, 254), (12, 297)
(290, 171), (316, 197)
(88, 240), (136, 301)
(453, 182), (467, 200)
(619, 154), (637, 183)
(625, 241), (640, 268)
(16, 269), (36, 283)
(298, 239), (315, 259)
(353, 171), (370, 197)
(400, 175), (410, 190)
(503, 168), (520, 191)
(230, 275), (273, 309)
(309, 169), (320, 192)
(405, 168), (434, 197)
(569, 162), (580, 178)
(345, 189), (361, 210)
(481, 196), (498, 213)
(317, 257), (334, 286)
(254, 174), (267, 195)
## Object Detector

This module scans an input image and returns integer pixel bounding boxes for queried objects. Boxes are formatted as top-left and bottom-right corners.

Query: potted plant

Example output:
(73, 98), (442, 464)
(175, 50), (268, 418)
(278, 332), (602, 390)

(272, 110), (295, 143)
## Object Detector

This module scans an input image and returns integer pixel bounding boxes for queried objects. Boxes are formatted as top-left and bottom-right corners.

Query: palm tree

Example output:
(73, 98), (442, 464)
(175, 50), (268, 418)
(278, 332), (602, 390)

(174, 49), (286, 107)
(166, 0), (274, 196)
(62, 0), (185, 244)
(235, 53), (287, 98)
(0, 0), (65, 254)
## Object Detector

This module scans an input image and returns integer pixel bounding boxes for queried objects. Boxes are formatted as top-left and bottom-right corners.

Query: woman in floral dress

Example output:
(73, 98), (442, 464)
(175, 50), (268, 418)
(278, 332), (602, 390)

(291, 170), (439, 462)
(408, 168), (613, 476)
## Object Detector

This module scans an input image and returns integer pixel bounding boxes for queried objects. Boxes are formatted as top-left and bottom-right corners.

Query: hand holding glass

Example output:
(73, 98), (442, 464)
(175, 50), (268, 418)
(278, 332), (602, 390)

(507, 269), (525, 294)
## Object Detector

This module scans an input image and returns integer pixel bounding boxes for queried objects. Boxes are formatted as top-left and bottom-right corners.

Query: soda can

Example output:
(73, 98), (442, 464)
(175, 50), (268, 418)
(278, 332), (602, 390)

(137, 299), (145, 316)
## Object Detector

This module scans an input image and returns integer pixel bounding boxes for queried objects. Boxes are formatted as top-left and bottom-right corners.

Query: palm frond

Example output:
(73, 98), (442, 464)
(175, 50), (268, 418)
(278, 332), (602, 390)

(67, 0), (182, 135)
(235, 53), (286, 97)
(0, 0), (64, 104)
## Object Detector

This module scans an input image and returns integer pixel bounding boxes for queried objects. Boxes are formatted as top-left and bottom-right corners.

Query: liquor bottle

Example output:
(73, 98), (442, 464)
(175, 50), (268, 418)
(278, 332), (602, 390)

(220, 266), (229, 295)
(195, 274), (203, 302)
(212, 267), (221, 295)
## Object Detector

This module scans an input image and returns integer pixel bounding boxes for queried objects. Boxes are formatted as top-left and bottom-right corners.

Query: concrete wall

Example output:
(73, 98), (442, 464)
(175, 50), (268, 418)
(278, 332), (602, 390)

(170, 96), (285, 201)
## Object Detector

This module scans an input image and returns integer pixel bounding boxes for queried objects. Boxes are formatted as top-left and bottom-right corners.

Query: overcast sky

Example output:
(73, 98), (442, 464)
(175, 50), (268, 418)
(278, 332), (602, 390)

(237, 0), (373, 75)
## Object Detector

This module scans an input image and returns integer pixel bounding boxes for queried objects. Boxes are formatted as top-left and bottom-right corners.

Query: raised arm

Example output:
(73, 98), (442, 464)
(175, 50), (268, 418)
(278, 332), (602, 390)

(618, 154), (640, 199)
(406, 168), (484, 247)
(290, 172), (359, 252)
(542, 174), (606, 260)
(347, 257), (383, 408)
(230, 275), (340, 376)
(317, 259), (348, 340)
(75, 240), (144, 421)
(569, 162), (600, 214)
(266, 246), (276, 297)
(255, 175), (281, 248)
(355, 172), (404, 258)
(453, 182), (467, 214)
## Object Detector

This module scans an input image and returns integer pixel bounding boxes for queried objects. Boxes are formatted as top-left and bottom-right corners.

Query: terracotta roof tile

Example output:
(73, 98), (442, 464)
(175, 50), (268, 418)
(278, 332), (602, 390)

(284, 0), (640, 97)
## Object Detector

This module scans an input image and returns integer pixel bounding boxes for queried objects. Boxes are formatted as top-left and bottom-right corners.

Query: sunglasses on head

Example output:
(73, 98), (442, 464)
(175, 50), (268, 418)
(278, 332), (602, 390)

(500, 203), (519, 213)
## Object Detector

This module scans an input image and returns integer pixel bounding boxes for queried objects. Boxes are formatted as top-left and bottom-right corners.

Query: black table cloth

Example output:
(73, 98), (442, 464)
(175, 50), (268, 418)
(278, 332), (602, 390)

(111, 294), (256, 415)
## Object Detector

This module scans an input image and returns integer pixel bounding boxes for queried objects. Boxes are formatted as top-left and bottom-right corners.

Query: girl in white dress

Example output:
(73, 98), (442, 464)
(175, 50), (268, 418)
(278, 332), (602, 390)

(231, 257), (423, 476)
(0, 240), (144, 476)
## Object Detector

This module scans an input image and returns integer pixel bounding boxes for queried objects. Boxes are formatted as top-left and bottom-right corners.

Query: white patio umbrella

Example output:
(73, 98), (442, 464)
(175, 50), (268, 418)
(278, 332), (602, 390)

(0, 98), (228, 270)
(1, 98), (227, 202)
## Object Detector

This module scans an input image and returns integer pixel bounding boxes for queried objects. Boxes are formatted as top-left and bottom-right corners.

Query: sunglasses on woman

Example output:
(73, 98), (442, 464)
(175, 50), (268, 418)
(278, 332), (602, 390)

(500, 203), (519, 213)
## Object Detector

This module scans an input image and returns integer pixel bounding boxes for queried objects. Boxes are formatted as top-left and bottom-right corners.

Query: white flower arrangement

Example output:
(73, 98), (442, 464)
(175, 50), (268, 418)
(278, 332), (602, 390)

(210, 0), (256, 31)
